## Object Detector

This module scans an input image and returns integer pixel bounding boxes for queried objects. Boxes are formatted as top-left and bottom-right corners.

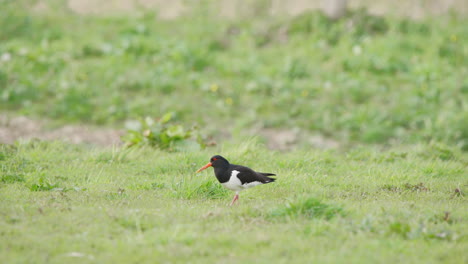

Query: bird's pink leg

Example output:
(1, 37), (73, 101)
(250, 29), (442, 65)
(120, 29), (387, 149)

(230, 192), (239, 206)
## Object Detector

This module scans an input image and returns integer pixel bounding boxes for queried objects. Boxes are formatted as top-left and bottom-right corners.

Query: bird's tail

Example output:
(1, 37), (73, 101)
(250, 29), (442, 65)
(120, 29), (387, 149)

(260, 173), (276, 182)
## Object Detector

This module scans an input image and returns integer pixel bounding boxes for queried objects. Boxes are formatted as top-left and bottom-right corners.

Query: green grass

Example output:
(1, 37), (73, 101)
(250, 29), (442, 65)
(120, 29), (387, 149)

(1, 1), (468, 262)
(0, 140), (467, 263)
(1, 1), (467, 149)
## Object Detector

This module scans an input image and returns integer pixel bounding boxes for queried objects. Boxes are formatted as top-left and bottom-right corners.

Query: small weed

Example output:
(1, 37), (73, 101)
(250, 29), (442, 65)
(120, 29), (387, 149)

(387, 221), (411, 238)
(270, 197), (344, 220)
(1, 174), (25, 183)
(29, 178), (59, 191)
(121, 113), (205, 151)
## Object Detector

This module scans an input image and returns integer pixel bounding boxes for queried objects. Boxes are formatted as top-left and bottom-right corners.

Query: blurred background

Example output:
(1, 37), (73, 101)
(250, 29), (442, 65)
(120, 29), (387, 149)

(1, 0), (467, 151)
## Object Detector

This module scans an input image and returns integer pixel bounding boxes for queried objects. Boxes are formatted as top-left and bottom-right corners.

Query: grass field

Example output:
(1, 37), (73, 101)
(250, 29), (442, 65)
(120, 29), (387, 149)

(2, 1), (468, 148)
(1, 141), (467, 263)
(1, 0), (468, 263)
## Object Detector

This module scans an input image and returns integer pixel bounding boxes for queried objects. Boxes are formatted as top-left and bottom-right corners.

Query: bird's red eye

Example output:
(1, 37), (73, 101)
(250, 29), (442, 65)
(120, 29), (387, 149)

(212, 158), (217, 161)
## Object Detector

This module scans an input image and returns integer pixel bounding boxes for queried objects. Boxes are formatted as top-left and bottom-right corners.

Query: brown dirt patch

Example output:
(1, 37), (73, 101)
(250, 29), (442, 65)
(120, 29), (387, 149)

(63, 0), (467, 19)
(0, 114), (123, 146)
(0, 114), (339, 150)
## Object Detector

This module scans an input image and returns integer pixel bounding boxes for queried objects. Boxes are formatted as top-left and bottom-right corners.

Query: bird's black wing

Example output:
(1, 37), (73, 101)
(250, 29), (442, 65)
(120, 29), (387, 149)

(259, 172), (276, 177)
(230, 165), (276, 184)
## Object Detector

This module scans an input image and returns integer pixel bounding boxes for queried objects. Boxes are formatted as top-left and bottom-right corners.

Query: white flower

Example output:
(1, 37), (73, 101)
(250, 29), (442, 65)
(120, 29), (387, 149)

(1, 53), (11, 62)
(352, 45), (362, 55)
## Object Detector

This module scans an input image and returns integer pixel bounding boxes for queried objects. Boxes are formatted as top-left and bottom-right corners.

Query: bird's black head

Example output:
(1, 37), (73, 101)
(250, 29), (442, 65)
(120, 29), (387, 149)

(209, 155), (229, 168)
(196, 155), (229, 173)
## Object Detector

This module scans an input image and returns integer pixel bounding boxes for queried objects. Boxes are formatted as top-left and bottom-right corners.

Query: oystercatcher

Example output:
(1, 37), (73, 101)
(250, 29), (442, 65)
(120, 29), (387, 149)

(196, 155), (276, 206)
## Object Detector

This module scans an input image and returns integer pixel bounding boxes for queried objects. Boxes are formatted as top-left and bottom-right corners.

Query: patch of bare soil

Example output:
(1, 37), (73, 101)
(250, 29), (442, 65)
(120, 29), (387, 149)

(62, 0), (467, 19)
(0, 115), (123, 146)
(0, 114), (339, 150)
(257, 128), (340, 151)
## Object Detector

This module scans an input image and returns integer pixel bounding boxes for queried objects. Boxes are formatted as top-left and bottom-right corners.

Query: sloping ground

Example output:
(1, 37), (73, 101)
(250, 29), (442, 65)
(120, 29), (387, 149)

(64, 0), (467, 18)
(0, 115), (340, 150)
(0, 115), (123, 146)
(4, 1), (465, 149)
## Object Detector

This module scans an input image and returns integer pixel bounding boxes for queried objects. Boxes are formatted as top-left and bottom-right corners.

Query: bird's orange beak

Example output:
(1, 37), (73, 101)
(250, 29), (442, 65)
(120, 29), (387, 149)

(196, 162), (212, 173)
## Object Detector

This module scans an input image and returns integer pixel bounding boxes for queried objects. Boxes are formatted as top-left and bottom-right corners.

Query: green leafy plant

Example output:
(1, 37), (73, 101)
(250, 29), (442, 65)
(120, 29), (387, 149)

(270, 197), (344, 220)
(29, 176), (59, 191)
(121, 112), (205, 151)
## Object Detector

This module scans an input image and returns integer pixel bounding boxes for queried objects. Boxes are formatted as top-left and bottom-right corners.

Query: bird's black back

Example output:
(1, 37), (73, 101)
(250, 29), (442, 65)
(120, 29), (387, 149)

(228, 164), (276, 184)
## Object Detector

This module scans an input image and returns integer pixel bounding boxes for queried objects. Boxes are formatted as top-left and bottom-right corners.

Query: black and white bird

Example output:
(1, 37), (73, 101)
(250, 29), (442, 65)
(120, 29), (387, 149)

(196, 155), (276, 206)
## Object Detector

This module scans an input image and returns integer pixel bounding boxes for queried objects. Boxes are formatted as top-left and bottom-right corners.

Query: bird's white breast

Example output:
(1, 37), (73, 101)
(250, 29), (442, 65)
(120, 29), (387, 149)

(221, 170), (262, 192)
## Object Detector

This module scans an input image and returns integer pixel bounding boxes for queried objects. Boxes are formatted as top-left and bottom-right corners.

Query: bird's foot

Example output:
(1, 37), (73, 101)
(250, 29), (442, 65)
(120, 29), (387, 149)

(229, 194), (239, 206)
